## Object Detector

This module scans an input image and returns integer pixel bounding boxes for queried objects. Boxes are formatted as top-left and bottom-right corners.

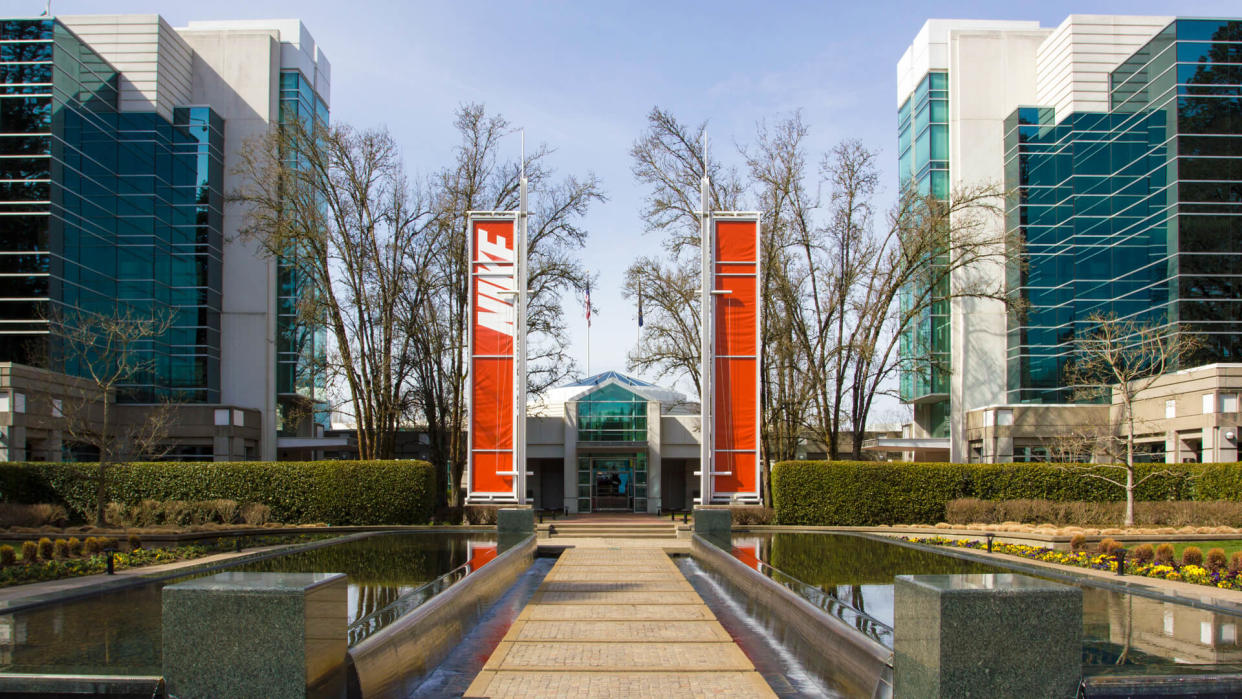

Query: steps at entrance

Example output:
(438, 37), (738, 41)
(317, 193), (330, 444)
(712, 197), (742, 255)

(537, 518), (679, 539)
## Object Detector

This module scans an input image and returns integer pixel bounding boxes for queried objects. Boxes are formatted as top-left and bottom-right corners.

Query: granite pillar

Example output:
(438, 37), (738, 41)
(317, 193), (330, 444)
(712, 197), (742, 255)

(693, 507), (732, 550)
(894, 573), (1081, 698)
(498, 507), (534, 551)
(163, 571), (347, 699)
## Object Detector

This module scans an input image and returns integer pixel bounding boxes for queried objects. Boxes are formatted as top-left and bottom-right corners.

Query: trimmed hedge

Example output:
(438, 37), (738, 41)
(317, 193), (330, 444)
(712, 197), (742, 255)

(0, 460), (435, 526)
(771, 461), (1213, 526)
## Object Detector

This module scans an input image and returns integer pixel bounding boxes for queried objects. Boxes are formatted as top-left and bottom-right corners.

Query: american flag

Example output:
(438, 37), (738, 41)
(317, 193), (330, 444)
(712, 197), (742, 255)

(585, 280), (591, 327)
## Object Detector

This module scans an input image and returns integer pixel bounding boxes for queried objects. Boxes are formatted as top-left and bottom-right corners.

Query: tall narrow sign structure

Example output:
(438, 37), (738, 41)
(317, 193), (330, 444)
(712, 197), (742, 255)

(467, 210), (527, 504)
(700, 212), (762, 505)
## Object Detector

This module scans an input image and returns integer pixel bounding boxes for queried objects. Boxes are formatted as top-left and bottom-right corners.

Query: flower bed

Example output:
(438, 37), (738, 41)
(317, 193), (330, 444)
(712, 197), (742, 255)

(907, 536), (1242, 591)
(0, 545), (210, 588)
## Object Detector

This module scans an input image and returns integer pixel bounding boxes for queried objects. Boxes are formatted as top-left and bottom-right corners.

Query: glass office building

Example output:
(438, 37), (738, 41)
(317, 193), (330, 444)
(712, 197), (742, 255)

(526, 371), (695, 514)
(1005, 19), (1242, 403)
(897, 70), (951, 437)
(0, 14), (334, 461)
(275, 68), (329, 431)
(0, 19), (223, 402)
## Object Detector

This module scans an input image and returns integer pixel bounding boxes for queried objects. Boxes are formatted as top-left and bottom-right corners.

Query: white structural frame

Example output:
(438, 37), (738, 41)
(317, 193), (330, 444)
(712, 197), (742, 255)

(465, 198), (527, 504)
(696, 167), (763, 505)
(708, 211), (763, 505)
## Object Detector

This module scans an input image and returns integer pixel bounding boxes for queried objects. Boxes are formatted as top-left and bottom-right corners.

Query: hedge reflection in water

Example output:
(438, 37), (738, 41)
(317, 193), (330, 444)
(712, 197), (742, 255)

(745, 533), (1242, 669)
(0, 532), (491, 676)
(742, 533), (995, 642)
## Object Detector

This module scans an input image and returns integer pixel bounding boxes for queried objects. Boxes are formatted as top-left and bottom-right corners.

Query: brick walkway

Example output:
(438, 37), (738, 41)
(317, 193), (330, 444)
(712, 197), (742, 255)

(464, 547), (776, 698)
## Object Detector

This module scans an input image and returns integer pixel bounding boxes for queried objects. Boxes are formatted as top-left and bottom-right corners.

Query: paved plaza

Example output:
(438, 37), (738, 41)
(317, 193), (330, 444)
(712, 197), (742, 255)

(464, 546), (776, 698)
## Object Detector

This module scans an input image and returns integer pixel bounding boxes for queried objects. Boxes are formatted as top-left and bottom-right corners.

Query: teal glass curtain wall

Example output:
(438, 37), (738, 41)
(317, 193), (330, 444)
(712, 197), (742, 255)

(0, 19), (223, 402)
(1005, 19), (1242, 403)
(275, 68), (329, 432)
(897, 70), (951, 436)
(576, 384), (648, 442)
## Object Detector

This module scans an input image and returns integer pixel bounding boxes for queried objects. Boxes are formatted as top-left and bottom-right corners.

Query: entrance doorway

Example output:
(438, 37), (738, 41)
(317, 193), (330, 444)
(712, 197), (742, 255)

(592, 457), (633, 511)
(575, 452), (649, 513)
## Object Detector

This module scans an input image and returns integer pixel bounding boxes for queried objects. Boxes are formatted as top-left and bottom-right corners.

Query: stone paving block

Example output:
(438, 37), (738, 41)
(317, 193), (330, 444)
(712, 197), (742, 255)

(538, 580), (693, 592)
(485, 641), (754, 671)
(464, 670), (776, 698)
(512, 620), (733, 642)
(544, 569), (675, 581)
(518, 603), (716, 621)
(532, 589), (703, 605)
(467, 544), (774, 697)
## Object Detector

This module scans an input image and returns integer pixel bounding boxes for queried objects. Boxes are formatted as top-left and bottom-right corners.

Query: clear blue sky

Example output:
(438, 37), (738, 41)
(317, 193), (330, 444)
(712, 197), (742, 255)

(36, 0), (1242, 407)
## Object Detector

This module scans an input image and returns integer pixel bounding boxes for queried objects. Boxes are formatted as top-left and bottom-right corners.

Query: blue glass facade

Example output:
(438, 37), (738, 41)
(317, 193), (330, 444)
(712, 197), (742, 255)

(0, 19), (223, 402)
(898, 70), (950, 436)
(1005, 19), (1242, 403)
(276, 69), (328, 430)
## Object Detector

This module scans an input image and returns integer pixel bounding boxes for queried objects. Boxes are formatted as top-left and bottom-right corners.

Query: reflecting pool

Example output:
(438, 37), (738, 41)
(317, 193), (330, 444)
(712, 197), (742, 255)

(0, 532), (496, 676)
(734, 532), (1242, 673)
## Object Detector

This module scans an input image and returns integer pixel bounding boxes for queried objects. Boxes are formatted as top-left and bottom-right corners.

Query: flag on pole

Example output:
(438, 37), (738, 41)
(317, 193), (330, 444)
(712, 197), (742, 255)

(585, 280), (591, 327)
(637, 281), (644, 328)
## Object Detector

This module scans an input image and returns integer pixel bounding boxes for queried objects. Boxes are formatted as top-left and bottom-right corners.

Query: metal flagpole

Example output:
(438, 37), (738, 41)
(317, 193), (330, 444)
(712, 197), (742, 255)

(516, 129), (529, 504)
(698, 131), (712, 506)
(585, 280), (591, 375)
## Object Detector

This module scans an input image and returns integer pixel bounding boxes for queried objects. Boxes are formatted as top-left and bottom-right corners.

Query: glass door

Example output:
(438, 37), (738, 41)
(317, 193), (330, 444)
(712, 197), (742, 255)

(591, 458), (633, 511)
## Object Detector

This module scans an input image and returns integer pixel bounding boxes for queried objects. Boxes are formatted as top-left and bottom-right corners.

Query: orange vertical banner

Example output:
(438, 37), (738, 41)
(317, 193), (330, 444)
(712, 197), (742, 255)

(711, 217), (761, 502)
(469, 215), (517, 498)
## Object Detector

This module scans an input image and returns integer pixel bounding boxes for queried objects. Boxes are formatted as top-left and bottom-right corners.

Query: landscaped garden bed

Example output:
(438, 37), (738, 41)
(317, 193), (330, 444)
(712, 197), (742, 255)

(909, 535), (1242, 591)
(0, 534), (210, 587)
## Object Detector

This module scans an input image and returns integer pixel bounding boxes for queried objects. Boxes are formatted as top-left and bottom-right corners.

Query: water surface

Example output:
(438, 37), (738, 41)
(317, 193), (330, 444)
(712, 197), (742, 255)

(0, 532), (495, 675)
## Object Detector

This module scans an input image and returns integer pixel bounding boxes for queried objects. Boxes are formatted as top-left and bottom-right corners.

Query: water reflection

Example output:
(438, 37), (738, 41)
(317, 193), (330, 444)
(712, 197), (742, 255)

(0, 532), (495, 675)
(737, 532), (1242, 670)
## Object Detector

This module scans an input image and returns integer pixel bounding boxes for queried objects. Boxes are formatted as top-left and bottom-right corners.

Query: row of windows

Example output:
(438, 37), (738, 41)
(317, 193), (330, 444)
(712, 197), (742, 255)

(1005, 20), (1242, 403)
(0, 21), (224, 401)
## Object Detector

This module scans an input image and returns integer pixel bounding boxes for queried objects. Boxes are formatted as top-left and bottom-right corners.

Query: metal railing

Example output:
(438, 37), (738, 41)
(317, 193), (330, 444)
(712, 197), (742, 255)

(740, 553), (894, 648)
(346, 560), (475, 646)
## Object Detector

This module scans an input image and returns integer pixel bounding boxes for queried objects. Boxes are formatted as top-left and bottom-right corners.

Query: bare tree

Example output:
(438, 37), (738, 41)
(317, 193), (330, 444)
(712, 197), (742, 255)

(234, 119), (436, 460)
(414, 104), (603, 507)
(51, 307), (178, 526)
(1060, 312), (1202, 526)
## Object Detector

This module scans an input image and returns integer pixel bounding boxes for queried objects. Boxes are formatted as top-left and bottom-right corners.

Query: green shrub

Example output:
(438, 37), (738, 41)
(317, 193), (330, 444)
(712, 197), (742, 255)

(1183, 546), (1204, 567)
(1070, 534), (1086, 551)
(127, 533), (141, 551)
(210, 499), (240, 524)
(161, 501), (191, 526)
(772, 461), (1200, 526)
(1207, 547), (1228, 571)
(730, 506), (775, 525)
(83, 537), (100, 555)
(1097, 538), (1122, 556)
(131, 499), (161, 527)
(1155, 543), (1176, 565)
(103, 502), (126, 527)
(1230, 552), (1242, 574)
(942, 498), (1242, 527)
(1132, 543), (1154, 564)
(240, 503), (271, 526)
(0, 460), (435, 526)
(52, 538), (68, 559)
(66, 537), (82, 556)
(36, 537), (52, 559)
(20, 540), (37, 562)
(0, 546), (14, 566)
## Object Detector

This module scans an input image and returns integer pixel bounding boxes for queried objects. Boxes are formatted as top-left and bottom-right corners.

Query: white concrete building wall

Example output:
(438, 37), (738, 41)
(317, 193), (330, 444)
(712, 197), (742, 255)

(897, 19), (1041, 106)
(59, 15), (193, 121)
(945, 27), (1050, 462)
(1035, 15), (1173, 122)
(173, 20), (330, 460)
(176, 27), (281, 460)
